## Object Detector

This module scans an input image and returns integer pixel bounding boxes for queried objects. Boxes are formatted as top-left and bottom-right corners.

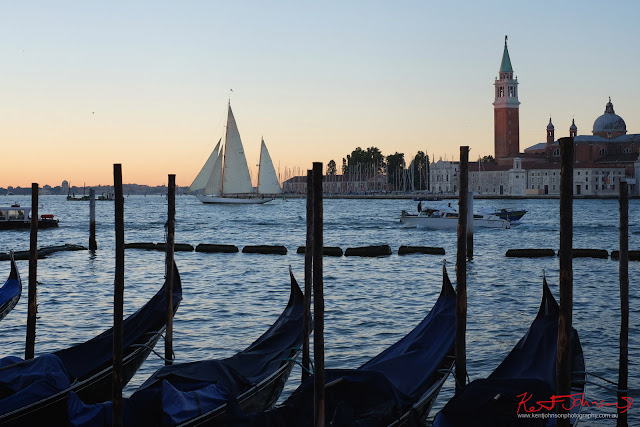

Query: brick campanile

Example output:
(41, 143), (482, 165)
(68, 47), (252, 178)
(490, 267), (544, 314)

(493, 36), (520, 160)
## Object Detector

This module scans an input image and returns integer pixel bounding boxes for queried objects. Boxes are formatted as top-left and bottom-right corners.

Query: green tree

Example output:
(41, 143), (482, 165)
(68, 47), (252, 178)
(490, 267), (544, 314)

(386, 152), (405, 190)
(326, 160), (337, 175)
(412, 151), (428, 191)
(480, 155), (495, 163)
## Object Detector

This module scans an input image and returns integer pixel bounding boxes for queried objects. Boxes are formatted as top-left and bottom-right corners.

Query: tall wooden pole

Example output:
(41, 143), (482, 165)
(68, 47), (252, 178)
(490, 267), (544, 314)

(165, 174), (176, 366)
(455, 147), (468, 394)
(25, 183), (38, 360)
(312, 162), (324, 427)
(303, 169), (313, 382)
(466, 190), (473, 260)
(112, 164), (124, 427)
(617, 181), (629, 427)
(556, 137), (574, 426)
(89, 188), (97, 251)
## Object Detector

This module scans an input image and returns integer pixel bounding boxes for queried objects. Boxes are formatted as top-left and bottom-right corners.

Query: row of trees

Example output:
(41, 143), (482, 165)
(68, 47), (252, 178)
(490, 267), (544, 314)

(326, 147), (432, 191)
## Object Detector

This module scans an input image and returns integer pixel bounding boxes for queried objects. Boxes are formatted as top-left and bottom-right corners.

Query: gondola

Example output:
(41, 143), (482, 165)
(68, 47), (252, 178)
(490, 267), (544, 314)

(67, 268), (306, 426)
(0, 253), (21, 322)
(0, 261), (183, 426)
(225, 263), (456, 426)
(433, 275), (586, 426)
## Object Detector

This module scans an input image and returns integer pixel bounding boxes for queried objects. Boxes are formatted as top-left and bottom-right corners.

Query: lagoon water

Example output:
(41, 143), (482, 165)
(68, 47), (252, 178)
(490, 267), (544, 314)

(0, 194), (638, 425)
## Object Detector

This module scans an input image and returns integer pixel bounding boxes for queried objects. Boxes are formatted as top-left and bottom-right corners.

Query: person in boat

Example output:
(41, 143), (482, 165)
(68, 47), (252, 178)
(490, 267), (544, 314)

(418, 201), (422, 213)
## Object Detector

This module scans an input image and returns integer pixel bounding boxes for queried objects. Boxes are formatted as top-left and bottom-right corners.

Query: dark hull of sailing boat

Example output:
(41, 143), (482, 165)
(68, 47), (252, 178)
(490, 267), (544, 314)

(0, 255), (21, 322)
(225, 265), (456, 426)
(0, 262), (182, 427)
(66, 269), (305, 427)
(433, 278), (586, 427)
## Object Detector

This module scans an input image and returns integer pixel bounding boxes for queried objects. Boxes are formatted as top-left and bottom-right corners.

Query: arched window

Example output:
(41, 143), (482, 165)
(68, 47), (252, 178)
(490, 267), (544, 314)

(553, 148), (560, 156)
(624, 147), (632, 154)
(599, 148), (608, 155)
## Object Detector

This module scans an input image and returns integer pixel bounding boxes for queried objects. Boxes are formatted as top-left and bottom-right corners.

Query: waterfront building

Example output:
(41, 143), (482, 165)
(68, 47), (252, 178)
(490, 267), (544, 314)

(429, 37), (639, 196)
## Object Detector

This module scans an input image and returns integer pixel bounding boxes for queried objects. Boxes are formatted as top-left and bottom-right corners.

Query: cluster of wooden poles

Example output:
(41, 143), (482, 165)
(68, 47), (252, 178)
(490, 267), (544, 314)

(20, 142), (630, 425)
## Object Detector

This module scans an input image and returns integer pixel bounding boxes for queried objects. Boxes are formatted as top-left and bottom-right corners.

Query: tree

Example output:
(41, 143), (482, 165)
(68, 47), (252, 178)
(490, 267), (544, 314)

(480, 155), (495, 163)
(326, 160), (337, 175)
(386, 152), (405, 190)
(342, 158), (348, 174)
(345, 146), (385, 171)
(413, 151), (427, 191)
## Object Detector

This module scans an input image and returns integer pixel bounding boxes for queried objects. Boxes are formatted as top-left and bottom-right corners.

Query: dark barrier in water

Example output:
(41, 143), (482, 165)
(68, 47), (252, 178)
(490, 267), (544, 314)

(242, 245), (288, 255)
(344, 245), (392, 257)
(196, 244), (239, 253)
(505, 249), (556, 258)
(570, 248), (608, 259)
(0, 244), (87, 261)
(124, 242), (194, 251)
(297, 246), (343, 256)
(398, 246), (445, 255)
(611, 250), (640, 261)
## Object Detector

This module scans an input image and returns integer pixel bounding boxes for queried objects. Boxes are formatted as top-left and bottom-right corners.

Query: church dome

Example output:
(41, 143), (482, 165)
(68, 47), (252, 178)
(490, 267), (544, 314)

(592, 98), (626, 135)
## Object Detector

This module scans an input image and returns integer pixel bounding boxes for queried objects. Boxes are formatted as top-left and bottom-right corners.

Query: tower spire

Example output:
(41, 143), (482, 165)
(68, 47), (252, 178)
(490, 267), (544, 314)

(494, 36), (520, 161)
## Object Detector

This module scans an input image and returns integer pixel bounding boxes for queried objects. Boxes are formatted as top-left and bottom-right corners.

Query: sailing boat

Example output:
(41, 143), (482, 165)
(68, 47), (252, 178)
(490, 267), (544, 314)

(190, 103), (281, 204)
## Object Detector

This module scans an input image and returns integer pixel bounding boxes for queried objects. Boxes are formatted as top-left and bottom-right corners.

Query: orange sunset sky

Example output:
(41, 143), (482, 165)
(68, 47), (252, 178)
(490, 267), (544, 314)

(1, 1), (638, 188)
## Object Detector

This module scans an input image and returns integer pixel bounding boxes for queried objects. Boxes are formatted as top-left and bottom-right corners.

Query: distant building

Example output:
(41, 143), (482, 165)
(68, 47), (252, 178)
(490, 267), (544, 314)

(429, 37), (639, 196)
(61, 180), (69, 195)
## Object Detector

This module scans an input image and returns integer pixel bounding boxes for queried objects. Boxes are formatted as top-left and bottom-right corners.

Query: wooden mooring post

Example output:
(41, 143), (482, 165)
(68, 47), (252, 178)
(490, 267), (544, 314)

(455, 147), (468, 394)
(165, 174), (176, 366)
(618, 181), (629, 427)
(25, 183), (38, 360)
(467, 190), (473, 260)
(303, 169), (313, 382)
(312, 162), (324, 427)
(556, 137), (574, 426)
(89, 188), (97, 251)
(112, 164), (125, 427)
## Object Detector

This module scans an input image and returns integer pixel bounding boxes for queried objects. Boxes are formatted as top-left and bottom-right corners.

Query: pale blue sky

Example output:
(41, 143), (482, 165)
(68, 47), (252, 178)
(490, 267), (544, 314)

(1, 1), (638, 186)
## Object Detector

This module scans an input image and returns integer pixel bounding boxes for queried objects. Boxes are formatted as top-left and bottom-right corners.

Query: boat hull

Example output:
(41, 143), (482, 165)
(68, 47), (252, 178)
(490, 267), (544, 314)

(400, 216), (509, 229)
(180, 349), (301, 426)
(197, 194), (273, 204)
(0, 219), (59, 230)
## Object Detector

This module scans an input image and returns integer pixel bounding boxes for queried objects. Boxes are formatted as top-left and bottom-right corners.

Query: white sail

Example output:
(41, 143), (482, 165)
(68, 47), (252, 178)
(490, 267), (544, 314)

(257, 138), (281, 194)
(222, 105), (253, 194)
(188, 139), (220, 193)
(204, 148), (224, 195)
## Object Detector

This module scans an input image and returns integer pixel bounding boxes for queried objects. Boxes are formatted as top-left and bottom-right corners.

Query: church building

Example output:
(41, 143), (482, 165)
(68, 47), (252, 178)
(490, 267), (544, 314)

(430, 37), (638, 196)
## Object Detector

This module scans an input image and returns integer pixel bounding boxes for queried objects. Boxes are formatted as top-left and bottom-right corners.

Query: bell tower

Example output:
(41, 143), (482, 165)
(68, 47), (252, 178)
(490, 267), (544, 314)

(493, 36), (520, 160)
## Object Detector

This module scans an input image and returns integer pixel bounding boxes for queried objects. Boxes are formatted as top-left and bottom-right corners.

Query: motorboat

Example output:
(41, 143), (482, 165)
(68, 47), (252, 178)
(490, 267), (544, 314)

(0, 206), (59, 230)
(400, 206), (510, 229)
(477, 207), (527, 222)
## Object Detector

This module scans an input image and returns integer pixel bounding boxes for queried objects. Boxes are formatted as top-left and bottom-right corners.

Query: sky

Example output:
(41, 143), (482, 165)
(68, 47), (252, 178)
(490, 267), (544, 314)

(1, 1), (639, 187)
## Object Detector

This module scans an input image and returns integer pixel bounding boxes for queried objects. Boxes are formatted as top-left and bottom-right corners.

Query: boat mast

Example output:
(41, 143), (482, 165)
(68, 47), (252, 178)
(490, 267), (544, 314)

(256, 137), (263, 194)
(221, 101), (231, 194)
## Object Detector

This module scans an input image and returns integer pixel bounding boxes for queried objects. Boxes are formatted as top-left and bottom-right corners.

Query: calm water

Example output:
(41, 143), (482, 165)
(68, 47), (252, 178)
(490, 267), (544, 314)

(0, 194), (638, 426)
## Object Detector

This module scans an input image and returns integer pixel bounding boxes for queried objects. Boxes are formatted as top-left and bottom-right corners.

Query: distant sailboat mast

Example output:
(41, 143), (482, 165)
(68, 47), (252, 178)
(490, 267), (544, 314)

(220, 102), (230, 194)
(256, 136), (263, 193)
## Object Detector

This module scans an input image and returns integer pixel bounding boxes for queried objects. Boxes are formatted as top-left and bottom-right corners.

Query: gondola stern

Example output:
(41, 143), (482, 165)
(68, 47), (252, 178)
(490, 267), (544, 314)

(9, 251), (20, 282)
(287, 267), (304, 308)
(537, 273), (559, 319)
(440, 260), (455, 297)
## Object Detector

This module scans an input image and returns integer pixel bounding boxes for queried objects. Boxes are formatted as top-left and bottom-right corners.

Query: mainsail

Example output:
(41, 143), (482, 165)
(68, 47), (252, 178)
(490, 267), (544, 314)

(257, 138), (281, 194)
(222, 106), (253, 194)
(188, 139), (220, 194)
